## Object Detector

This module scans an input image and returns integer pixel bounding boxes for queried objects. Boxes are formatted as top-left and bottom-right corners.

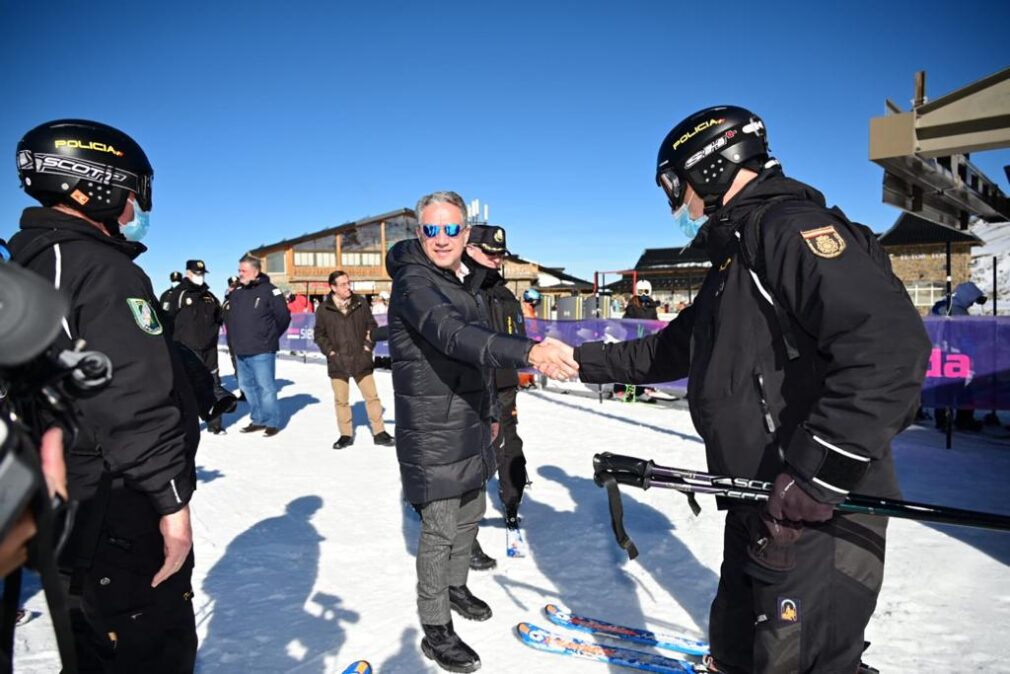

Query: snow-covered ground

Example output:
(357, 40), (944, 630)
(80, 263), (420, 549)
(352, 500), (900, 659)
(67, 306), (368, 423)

(13, 355), (1010, 673)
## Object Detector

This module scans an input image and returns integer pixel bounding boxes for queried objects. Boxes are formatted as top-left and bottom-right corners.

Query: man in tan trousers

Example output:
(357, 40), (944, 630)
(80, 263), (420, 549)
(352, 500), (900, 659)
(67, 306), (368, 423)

(314, 270), (394, 449)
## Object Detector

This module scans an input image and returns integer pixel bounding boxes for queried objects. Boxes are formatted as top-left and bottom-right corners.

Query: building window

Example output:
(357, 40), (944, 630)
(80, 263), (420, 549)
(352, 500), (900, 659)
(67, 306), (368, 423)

(294, 252), (314, 266)
(316, 252), (336, 267)
(294, 250), (337, 268)
(265, 251), (285, 274)
(341, 252), (381, 266)
(906, 281), (946, 310)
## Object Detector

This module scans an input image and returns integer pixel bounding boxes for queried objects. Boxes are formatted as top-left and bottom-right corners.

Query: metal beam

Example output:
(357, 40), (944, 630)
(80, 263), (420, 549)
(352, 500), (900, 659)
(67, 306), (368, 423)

(870, 67), (1010, 225)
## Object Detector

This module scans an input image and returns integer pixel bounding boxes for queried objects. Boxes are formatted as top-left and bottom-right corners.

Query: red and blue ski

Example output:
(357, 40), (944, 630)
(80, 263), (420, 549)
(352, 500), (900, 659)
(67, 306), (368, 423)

(545, 604), (709, 658)
(340, 661), (372, 674)
(516, 622), (706, 673)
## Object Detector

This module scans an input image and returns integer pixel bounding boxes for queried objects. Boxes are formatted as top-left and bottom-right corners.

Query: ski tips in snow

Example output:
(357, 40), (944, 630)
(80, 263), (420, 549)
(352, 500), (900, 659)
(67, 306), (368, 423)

(543, 604), (709, 657)
(340, 660), (372, 674)
(515, 622), (703, 673)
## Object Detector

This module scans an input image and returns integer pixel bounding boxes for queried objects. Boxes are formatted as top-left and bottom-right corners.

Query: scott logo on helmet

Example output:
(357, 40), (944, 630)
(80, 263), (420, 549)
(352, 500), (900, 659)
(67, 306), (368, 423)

(672, 118), (726, 150)
(38, 154), (129, 185)
(54, 139), (124, 157)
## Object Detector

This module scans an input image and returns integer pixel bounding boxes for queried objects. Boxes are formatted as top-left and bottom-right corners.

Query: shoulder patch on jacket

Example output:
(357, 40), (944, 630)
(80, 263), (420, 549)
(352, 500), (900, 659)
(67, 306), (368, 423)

(127, 298), (163, 335)
(800, 225), (846, 258)
(272, 288), (282, 296)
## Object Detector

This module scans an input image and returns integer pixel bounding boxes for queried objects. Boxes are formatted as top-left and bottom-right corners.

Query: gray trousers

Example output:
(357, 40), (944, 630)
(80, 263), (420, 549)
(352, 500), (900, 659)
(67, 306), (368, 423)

(417, 488), (486, 624)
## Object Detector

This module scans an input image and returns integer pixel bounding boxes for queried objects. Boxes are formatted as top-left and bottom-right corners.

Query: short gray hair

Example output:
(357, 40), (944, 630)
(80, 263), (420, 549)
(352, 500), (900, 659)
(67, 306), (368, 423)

(415, 190), (468, 224)
(239, 254), (261, 271)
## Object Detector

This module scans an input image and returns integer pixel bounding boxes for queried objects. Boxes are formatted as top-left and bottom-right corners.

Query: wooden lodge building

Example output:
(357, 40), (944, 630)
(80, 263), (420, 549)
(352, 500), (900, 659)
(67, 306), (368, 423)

(246, 208), (593, 312)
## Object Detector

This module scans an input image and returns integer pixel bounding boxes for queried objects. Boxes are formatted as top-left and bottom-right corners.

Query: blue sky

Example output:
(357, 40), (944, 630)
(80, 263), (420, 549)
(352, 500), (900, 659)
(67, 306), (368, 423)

(2, 1), (1008, 297)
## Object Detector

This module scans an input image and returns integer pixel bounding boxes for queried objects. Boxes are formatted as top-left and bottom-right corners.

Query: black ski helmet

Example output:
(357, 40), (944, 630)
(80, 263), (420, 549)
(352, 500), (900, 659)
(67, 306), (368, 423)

(655, 105), (769, 214)
(16, 119), (153, 225)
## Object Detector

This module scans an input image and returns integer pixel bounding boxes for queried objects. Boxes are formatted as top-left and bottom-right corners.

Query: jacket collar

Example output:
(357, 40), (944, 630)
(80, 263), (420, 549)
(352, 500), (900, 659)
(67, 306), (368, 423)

(18, 206), (147, 260)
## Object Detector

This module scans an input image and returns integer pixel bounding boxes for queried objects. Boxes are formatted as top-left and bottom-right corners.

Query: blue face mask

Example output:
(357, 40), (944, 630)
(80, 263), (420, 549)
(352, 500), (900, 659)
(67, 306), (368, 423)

(120, 200), (151, 242)
(671, 193), (708, 239)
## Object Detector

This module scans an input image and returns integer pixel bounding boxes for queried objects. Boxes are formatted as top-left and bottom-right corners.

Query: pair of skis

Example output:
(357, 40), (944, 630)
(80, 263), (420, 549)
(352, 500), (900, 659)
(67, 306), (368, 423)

(516, 604), (711, 673)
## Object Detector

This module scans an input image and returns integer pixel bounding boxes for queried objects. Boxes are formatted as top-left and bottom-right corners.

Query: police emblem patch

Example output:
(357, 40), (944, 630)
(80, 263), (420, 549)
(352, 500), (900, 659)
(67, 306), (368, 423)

(800, 225), (846, 258)
(494, 228), (504, 243)
(778, 597), (800, 623)
(126, 298), (163, 335)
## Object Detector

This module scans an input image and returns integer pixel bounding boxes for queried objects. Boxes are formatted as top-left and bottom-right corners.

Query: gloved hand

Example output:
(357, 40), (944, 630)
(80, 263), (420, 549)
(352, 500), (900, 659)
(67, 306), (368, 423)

(767, 472), (835, 525)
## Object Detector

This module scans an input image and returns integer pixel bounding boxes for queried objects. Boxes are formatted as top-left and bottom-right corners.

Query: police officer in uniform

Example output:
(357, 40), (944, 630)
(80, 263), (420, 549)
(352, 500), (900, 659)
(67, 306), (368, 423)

(161, 260), (226, 434)
(574, 106), (931, 673)
(463, 225), (529, 571)
(9, 119), (198, 673)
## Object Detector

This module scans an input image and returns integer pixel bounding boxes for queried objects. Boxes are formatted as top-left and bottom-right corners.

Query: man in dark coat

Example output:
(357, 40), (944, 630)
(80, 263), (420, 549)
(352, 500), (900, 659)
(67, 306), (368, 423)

(222, 255), (291, 436)
(575, 107), (931, 673)
(463, 225), (529, 571)
(387, 190), (577, 673)
(161, 259), (226, 433)
(313, 269), (394, 449)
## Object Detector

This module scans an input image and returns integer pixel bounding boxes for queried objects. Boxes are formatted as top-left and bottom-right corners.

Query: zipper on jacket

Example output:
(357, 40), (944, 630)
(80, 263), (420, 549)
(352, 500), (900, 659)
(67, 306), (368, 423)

(254, 297), (261, 309)
(754, 370), (777, 434)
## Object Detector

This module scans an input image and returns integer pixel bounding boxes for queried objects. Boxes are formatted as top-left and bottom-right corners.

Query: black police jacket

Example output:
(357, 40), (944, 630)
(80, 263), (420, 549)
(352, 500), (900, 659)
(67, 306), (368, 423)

(222, 273), (291, 357)
(313, 293), (378, 379)
(466, 261), (527, 390)
(9, 207), (197, 514)
(575, 169), (931, 503)
(160, 278), (223, 352)
(386, 239), (533, 505)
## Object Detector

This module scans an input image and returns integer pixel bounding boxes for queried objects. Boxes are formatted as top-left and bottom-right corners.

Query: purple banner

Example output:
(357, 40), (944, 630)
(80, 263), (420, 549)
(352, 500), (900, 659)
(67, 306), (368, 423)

(221, 314), (1010, 409)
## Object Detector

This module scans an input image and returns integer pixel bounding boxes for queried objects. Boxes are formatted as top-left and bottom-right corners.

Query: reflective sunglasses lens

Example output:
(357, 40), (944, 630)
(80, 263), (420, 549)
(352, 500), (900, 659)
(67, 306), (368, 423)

(422, 224), (463, 238)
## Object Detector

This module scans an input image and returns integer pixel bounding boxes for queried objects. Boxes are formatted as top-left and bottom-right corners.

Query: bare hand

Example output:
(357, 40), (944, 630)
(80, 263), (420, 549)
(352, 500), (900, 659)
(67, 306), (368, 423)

(528, 337), (579, 381)
(152, 505), (193, 588)
(491, 422), (500, 442)
(0, 427), (66, 578)
(0, 511), (36, 578)
(39, 427), (67, 502)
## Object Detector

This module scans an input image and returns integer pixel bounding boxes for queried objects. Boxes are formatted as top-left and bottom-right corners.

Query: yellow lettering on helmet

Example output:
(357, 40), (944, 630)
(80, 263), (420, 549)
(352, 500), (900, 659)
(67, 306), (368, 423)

(672, 118), (726, 150)
(54, 139), (124, 157)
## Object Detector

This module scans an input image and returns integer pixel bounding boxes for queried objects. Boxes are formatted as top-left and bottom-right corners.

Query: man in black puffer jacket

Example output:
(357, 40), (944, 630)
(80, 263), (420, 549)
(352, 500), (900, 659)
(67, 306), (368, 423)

(576, 107), (931, 674)
(388, 190), (578, 673)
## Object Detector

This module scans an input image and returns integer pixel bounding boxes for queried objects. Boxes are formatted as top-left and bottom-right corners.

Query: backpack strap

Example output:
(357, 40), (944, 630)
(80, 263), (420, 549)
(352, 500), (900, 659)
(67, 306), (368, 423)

(737, 197), (802, 361)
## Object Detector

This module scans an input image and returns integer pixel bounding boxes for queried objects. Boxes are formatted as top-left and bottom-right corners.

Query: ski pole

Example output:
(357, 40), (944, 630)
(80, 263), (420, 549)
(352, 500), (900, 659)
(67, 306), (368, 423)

(593, 452), (1010, 560)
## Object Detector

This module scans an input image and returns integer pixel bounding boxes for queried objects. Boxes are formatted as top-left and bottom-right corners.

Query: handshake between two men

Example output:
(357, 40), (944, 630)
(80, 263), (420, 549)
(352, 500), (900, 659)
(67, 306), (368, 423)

(527, 337), (579, 382)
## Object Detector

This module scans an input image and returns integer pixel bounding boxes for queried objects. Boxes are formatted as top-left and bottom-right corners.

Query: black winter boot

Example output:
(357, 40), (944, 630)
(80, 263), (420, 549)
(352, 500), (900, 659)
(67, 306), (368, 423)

(448, 585), (492, 621)
(469, 538), (497, 571)
(420, 621), (481, 673)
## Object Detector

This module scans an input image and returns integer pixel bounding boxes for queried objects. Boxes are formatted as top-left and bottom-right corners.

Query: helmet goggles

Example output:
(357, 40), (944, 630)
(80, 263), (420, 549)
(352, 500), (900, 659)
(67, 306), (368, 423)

(657, 169), (684, 208)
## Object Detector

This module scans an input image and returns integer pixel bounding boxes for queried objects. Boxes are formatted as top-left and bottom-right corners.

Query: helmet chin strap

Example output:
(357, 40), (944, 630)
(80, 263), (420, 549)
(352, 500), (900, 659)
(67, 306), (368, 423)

(702, 193), (723, 216)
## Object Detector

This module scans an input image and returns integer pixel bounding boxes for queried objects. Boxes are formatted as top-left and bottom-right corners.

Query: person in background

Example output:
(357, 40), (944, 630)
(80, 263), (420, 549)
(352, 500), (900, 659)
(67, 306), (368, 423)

(287, 291), (312, 314)
(623, 279), (659, 320)
(930, 281), (988, 431)
(313, 270), (394, 449)
(462, 224), (529, 572)
(371, 291), (389, 315)
(161, 259), (226, 434)
(223, 254), (291, 437)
